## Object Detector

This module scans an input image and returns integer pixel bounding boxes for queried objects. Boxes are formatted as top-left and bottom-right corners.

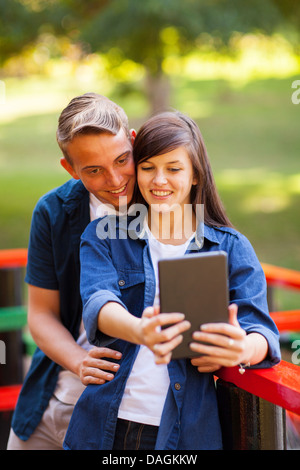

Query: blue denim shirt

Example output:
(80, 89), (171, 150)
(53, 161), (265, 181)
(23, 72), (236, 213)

(11, 179), (90, 440)
(64, 216), (280, 450)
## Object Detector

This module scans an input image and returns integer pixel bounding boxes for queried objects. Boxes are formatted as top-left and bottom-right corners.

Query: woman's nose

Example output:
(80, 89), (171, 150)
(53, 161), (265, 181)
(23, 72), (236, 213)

(153, 171), (167, 186)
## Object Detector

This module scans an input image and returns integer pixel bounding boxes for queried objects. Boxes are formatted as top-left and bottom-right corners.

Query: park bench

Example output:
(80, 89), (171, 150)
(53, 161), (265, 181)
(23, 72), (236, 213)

(0, 249), (299, 449)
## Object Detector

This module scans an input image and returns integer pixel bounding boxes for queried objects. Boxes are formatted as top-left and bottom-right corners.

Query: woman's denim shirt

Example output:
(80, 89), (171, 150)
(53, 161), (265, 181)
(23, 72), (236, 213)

(64, 216), (280, 450)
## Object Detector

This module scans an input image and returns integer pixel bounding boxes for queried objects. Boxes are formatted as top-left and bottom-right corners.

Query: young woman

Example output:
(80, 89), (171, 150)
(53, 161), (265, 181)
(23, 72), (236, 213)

(63, 111), (280, 450)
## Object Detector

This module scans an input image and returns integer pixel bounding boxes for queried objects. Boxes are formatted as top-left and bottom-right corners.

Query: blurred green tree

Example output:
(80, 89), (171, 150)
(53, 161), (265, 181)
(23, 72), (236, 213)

(0, 0), (70, 68)
(0, 0), (39, 65)
(0, 0), (296, 112)
(61, 0), (285, 113)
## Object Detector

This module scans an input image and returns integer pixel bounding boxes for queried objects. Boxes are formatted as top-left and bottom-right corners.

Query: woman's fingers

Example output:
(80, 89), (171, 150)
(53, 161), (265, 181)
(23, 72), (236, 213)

(191, 328), (245, 350)
(228, 303), (239, 327)
(149, 314), (191, 344)
(189, 305), (248, 370)
(199, 321), (246, 340)
(142, 305), (160, 318)
(153, 334), (184, 364)
(190, 356), (222, 373)
(141, 312), (190, 362)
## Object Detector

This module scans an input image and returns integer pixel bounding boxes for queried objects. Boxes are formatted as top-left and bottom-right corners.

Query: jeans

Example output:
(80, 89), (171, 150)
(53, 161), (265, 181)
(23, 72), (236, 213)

(112, 419), (158, 450)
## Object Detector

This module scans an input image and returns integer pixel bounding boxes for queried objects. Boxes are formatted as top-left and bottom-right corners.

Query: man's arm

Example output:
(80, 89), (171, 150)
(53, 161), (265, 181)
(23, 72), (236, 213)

(27, 285), (122, 384)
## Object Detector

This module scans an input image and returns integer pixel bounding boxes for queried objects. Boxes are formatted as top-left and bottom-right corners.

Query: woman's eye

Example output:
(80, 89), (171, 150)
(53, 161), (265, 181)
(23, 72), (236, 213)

(168, 168), (181, 172)
(140, 166), (154, 171)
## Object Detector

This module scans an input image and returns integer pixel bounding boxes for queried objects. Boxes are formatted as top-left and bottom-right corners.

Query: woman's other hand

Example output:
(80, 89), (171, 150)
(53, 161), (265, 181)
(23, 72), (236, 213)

(189, 304), (268, 373)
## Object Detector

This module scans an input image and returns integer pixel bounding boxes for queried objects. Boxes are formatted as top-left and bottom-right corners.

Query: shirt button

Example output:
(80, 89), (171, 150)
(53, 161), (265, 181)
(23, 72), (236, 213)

(118, 280), (125, 286)
(174, 383), (181, 391)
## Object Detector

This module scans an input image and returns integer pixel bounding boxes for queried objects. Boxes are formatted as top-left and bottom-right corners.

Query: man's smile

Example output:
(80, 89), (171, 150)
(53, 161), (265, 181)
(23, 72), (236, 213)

(108, 183), (128, 194)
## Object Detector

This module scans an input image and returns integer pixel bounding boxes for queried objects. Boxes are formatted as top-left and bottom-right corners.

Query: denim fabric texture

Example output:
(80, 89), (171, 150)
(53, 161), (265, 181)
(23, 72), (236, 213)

(63, 216), (281, 450)
(11, 179), (90, 440)
(112, 419), (158, 450)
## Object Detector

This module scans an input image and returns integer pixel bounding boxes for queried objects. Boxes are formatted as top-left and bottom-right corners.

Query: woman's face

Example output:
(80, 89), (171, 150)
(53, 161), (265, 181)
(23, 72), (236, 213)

(137, 146), (198, 213)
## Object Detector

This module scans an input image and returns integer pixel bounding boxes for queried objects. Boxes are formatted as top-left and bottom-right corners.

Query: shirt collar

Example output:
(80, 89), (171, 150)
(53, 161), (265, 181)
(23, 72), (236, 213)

(133, 218), (220, 249)
(57, 179), (89, 214)
(202, 224), (221, 245)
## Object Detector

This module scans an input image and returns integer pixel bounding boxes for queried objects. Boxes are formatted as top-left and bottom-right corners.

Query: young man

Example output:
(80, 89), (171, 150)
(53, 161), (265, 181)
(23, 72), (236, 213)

(7, 93), (136, 450)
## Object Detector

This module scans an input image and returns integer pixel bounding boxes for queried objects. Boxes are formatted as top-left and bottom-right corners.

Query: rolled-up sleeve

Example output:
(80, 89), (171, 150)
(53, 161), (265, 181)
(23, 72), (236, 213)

(80, 220), (127, 347)
(227, 232), (281, 368)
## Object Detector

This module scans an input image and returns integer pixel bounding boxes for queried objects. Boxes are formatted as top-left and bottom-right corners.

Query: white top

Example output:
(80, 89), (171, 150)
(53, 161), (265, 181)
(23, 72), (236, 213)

(118, 223), (195, 426)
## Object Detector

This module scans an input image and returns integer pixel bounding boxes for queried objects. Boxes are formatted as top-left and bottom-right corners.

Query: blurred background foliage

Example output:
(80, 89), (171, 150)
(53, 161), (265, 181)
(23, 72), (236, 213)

(0, 0), (300, 311)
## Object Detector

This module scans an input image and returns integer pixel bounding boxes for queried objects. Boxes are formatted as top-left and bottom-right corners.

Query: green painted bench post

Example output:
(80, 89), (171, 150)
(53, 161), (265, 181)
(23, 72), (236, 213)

(0, 266), (26, 449)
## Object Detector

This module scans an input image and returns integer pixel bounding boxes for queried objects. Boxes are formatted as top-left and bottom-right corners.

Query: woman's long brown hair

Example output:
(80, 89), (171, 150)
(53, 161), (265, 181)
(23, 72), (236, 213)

(133, 111), (233, 228)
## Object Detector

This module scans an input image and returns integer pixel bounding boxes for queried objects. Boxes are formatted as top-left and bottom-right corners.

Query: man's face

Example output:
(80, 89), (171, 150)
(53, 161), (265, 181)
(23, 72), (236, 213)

(61, 129), (136, 209)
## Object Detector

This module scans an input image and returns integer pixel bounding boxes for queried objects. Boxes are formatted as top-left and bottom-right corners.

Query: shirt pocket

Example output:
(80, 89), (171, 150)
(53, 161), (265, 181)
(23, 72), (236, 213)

(117, 271), (145, 289)
(117, 271), (145, 317)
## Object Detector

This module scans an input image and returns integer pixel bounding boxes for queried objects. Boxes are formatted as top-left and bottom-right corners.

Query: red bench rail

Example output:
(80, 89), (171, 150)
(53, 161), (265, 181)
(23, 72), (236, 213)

(0, 249), (27, 269)
(0, 385), (22, 412)
(0, 250), (299, 416)
(1, 251), (299, 288)
(216, 360), (300, 415)
(270, 310), (300, 332)
(262, 262), (300, 291)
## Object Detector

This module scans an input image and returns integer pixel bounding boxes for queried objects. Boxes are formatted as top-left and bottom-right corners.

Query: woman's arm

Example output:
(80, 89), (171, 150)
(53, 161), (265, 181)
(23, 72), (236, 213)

(190, 232), (280, 373)
(98, 302), (191, 363)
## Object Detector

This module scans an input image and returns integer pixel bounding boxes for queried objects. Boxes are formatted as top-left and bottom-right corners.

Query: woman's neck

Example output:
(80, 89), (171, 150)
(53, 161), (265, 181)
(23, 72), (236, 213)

(147, 206), (197, 245)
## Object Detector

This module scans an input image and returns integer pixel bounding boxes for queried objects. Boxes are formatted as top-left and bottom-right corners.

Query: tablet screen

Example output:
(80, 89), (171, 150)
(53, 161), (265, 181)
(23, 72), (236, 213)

(158, 251), (229, 359)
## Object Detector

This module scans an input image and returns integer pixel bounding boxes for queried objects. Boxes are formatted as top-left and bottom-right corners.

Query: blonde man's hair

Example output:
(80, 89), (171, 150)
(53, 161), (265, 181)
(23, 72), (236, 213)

(56, 93), (130, 163)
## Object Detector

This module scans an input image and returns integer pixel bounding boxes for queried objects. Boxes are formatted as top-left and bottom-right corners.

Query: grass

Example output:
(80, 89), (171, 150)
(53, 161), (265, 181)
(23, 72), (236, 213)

(0, 73), (299, 310)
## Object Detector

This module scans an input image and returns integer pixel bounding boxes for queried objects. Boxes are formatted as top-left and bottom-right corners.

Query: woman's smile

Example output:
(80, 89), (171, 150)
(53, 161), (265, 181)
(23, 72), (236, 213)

(150, 189), (173, 199)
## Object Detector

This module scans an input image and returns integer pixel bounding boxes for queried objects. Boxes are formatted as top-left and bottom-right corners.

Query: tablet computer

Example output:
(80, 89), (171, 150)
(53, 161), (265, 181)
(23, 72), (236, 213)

(158, 251), (229, 360)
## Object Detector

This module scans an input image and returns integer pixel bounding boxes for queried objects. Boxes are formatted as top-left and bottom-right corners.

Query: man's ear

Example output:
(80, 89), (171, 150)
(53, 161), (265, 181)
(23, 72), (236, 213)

(130, 129), (136, 145)
(60, 158), (80, 180)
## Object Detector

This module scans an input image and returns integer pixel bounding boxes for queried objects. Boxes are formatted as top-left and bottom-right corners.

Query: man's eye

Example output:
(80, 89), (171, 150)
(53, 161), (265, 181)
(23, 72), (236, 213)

(117, 156), (129, 165)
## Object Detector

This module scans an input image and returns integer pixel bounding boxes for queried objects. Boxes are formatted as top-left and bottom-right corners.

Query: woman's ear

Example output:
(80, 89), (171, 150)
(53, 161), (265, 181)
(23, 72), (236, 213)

(192, 173), (199, 186)
(60, 158), (80, 180)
